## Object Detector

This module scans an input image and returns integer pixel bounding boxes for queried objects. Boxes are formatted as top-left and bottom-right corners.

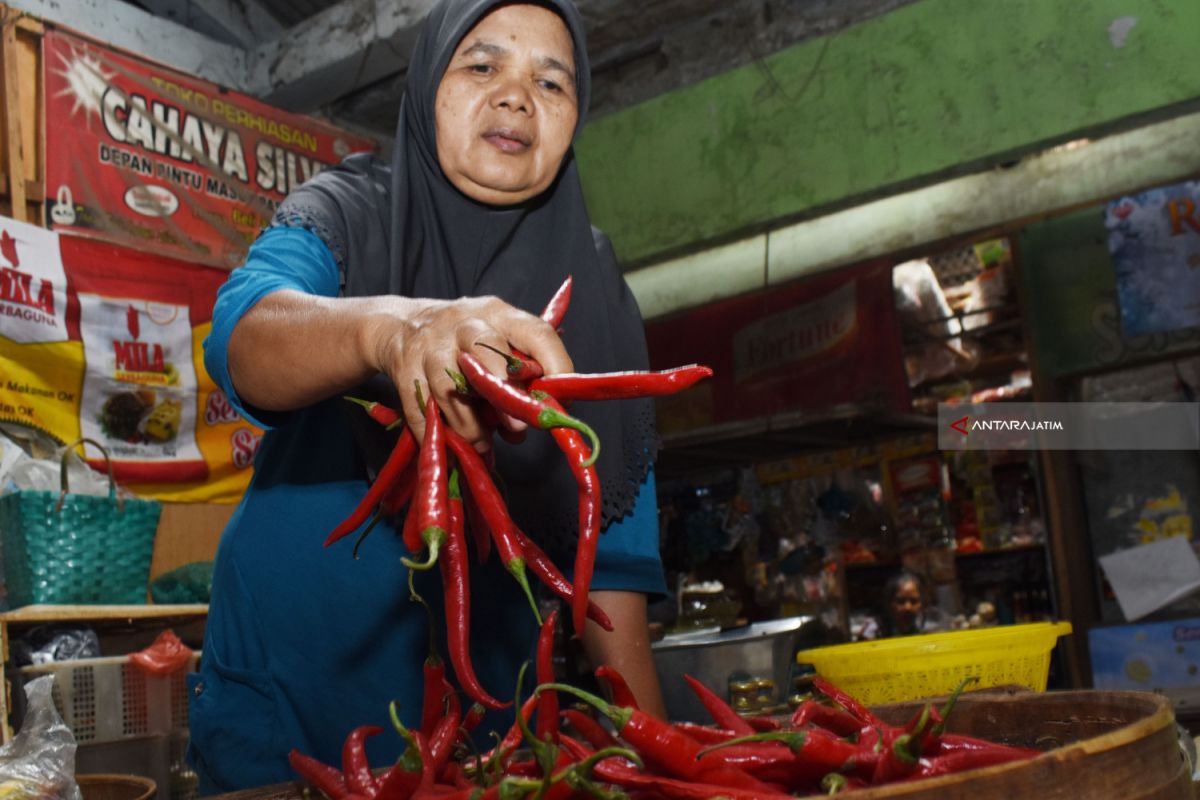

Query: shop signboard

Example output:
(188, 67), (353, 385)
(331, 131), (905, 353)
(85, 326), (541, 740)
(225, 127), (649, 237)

(1106, 180), (1200, 337)
(43, 30), (376, 269)
(0, 216), (261, 502)
(646, 261), (909, 435)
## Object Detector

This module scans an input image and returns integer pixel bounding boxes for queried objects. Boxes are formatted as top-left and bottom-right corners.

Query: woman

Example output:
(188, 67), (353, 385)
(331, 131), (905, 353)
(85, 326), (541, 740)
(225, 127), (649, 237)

(189, 0), (667, 789)
(881, 571), (944, 637)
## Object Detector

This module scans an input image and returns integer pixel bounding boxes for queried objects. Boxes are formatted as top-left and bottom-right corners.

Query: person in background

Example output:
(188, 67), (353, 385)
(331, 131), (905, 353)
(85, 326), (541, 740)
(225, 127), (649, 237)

(881, 570), (945, 637)
(188, 0), (667, 790)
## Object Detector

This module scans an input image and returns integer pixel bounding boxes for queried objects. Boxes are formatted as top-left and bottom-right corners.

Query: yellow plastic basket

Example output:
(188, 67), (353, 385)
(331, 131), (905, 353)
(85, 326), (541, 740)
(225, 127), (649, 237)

(795, 621), (1072, 705)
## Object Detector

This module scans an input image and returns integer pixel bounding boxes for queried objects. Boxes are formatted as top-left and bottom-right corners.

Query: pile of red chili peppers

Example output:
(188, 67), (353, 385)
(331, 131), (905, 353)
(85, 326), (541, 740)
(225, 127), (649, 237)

(326, 275), (714, 710)
(290, 612), (1040, 798)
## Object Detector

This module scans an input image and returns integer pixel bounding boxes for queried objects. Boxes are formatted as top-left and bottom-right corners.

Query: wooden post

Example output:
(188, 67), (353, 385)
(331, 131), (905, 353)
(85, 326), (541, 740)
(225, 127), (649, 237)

(0, 13), (25, 222)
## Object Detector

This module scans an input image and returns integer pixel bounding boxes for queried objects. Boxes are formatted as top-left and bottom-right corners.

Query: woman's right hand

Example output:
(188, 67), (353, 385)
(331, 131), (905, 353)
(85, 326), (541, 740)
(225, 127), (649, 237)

(365, 295), (573, 450)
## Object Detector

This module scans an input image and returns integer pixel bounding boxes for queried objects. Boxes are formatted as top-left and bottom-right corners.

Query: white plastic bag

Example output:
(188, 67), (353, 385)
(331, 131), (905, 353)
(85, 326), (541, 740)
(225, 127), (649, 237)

(0, 676), (82, 800)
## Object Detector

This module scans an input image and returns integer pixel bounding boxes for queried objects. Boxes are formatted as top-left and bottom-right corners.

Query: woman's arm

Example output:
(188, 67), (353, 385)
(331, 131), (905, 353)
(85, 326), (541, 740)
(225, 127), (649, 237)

(581, 589), (667, 719)
(226, 289), (572, 445)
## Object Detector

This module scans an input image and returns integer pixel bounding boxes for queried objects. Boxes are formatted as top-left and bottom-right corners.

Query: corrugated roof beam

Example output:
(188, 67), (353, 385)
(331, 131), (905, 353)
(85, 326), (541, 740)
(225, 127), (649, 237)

(5, 0), (246, 90)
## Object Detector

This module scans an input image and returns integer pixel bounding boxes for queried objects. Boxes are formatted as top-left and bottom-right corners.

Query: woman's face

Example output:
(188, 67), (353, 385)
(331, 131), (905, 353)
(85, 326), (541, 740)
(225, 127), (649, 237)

(890, 579), (922, 630)
(435, 4), (579, 205)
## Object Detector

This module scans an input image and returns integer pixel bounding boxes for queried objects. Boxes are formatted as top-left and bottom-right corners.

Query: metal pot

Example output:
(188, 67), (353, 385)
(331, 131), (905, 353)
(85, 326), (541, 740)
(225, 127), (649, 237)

(650, 615), (816, 723)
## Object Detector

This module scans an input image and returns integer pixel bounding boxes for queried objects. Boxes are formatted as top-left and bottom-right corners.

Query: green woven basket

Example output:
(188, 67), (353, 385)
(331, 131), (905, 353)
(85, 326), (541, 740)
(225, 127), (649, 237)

(0, 439), (159, 607)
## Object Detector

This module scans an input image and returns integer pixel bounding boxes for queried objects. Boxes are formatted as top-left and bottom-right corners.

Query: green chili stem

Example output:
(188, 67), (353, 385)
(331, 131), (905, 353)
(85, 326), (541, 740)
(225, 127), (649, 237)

(507, 558), (543, 626)
(446, 368), (472, 396)
(535, 682), (633, 729)
(695, 730), (806, 758)
(532, 402), (601, 468)
(401, 529), (446, 570)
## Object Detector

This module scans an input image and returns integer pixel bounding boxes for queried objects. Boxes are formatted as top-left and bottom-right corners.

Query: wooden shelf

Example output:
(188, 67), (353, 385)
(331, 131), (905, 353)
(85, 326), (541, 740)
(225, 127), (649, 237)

(844, 543), (1048, 571)
(0, 604), (207, 624)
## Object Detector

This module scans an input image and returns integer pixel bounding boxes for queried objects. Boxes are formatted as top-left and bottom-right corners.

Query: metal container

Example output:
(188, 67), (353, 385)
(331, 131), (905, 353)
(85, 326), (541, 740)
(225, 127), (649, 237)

(650, 616), (814, 723)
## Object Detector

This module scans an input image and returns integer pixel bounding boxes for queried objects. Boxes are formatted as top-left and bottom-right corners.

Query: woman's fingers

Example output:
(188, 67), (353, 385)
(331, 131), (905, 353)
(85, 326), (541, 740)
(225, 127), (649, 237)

(499, 316), (573, 376)
(376, 295), (568, 448)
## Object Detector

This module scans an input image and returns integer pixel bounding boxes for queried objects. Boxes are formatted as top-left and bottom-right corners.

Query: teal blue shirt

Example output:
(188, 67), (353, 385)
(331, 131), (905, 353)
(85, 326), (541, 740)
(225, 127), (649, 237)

(189, 227), (665, 792)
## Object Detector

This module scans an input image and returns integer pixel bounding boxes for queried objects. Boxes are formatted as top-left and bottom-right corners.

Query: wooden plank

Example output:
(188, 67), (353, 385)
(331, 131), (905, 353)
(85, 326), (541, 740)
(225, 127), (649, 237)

(0, 604), (207, 623)
(12, 14), (40, 36)
(149, 502), (232, 581)
(0, 171), (43, 201)
(0, 17), (25, 221)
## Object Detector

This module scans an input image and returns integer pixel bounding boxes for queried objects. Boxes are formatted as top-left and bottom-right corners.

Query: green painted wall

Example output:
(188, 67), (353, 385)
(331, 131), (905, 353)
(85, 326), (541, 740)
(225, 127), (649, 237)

(577, 0), (1200, 266)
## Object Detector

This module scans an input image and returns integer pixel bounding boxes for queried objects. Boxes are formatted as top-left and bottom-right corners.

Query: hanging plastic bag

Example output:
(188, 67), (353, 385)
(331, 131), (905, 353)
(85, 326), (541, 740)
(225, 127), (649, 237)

(129, 629), (194, 675)
(0, 675), (82, 800)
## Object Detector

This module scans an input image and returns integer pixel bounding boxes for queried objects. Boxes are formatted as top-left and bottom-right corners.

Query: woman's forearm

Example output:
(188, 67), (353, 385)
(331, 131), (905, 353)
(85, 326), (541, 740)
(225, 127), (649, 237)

(226, 290), (412, 412)
(225, 290), (573, 445)
(581, 590), (667, 719)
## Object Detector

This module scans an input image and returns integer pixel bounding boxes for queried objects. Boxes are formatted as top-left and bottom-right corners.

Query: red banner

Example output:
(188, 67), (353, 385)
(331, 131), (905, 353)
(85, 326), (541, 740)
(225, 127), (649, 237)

(43, 30), (377, 269)
(645, 262), (910, 435)
(0, 214), (262, 502)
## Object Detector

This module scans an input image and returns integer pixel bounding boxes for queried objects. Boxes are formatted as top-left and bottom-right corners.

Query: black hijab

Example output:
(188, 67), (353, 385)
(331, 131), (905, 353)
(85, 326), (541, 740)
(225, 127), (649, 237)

(269, 0), (658, 549)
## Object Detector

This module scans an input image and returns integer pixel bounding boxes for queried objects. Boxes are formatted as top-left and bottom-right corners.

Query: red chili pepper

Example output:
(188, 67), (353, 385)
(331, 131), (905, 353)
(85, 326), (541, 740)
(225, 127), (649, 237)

(696, 728), (870, 786)
(683, 674), (754, 735)
(344, 395), (403, 428)
(460, 484), (492, 564)
(325, 427), (417, 547)
(540, 275), (573, 328)
(381, 462), (417, 515)
(475, 342), (544, 382)
(744, 714), (781, 732)
(342, 725), (384, 798)
(460, 702), (486, 737)
(515, 530), (613, 631)
(594, 666), (640, 711)
(541, 395), (602, 635)
(457, 353), (600, 464)
(559, 736), (793, 800)
(871, 722), (921, 784)
(934, 734), (1039, 758)
(401, 396), (449, 571)
(429, 702), (463, 775)
(529, 364), (713, 402)
(379, 707), (426, 800)
(443, 427), (540, 624)
(442, 675), (462, 723)
(560, 708), (619, 750)
(488, 695), (538, 766)
(288, 749), (349, 799)
(911, 746), (1036, 778)
(813, 676), (885, 728)
(789, 700), (862, 737)
(537, 682), (778, 792)
(536, 609), (560, 743)
(672, 721), (741, 745)
(439, 468), (511, 711)
(419, 654), (446, 739)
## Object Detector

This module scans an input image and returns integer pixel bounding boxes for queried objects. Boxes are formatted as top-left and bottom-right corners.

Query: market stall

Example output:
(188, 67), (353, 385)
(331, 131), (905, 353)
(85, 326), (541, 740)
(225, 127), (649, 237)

(0, 0), (1196, 798)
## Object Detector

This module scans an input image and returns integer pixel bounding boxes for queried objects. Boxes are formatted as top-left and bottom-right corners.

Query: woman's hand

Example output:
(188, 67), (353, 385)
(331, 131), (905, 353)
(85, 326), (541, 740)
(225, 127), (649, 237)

(227, 292), (570, 450)
(367, 295), (573, 449)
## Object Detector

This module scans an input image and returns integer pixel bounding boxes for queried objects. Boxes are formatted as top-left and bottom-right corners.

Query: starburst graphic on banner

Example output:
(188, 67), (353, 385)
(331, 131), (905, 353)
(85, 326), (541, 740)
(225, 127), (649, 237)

(51, 43), (113, 121)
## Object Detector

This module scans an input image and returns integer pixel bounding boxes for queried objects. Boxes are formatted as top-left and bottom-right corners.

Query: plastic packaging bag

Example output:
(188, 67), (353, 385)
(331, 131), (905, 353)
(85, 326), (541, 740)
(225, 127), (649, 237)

(130, 629), (194, 675)
(0, 675), (82, 800)
(10, 627), (100, 667)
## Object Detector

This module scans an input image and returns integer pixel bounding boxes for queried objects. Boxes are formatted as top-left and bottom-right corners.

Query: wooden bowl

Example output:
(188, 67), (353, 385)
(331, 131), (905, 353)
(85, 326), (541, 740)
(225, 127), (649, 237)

(796, 688), (1192, 799)
(76, 774), (157, 800)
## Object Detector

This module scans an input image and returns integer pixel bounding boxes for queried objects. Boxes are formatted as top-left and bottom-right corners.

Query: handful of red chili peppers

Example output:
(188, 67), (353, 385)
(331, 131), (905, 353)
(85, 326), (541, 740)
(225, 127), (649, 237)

(290, 614), (1040, 798)
(326, 275), (714, 710)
